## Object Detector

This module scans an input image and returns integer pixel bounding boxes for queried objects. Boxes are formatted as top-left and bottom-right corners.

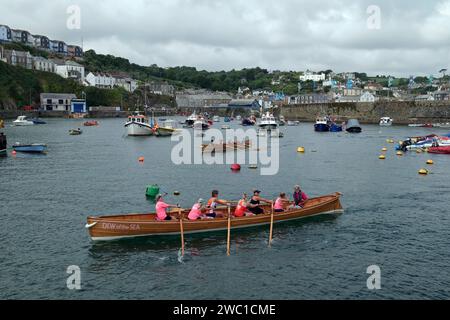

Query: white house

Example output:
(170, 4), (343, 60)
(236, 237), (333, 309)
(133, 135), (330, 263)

(300, 70), (326, 82)
(53, 60), (85, 83)
(40, 93), (77, 111)
(85, 72), (115, 89)
(0, 25), (12, 42)
(114, 75), (138, 92)
(415, 94), (435, 101)
(33, 56), (55, 73)
(360, 91), (377, 102)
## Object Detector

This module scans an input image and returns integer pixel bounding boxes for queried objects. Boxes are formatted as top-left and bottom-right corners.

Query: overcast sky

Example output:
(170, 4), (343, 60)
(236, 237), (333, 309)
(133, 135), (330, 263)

(1, 0), (449, 76)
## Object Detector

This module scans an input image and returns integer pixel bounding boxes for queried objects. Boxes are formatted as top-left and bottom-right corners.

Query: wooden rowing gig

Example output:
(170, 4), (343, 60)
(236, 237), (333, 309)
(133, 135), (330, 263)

(85, 193), (344, 241)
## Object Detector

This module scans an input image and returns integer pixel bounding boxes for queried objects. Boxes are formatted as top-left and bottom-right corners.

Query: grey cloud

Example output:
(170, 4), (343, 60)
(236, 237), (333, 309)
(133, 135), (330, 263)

(1, 0), (449, 76)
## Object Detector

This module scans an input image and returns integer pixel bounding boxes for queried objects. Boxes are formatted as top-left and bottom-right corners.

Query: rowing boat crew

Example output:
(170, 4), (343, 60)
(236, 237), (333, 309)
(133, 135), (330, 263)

(154, 186), (309, 221)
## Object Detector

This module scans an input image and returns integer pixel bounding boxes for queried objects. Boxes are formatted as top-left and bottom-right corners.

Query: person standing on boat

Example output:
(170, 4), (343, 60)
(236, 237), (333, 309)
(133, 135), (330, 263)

(188, 198), (206, 220)
(274, 193), (290, 213)
(206, 190), (229, 218)
(247, 190), (273, 215)
(293, 185), (309, 208)
(155, 194), (178, 221)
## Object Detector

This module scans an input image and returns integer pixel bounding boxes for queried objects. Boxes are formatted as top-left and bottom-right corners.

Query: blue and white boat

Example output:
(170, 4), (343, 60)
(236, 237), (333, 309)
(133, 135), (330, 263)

(314, 117), (330, 132)
(330, 123), (343, 132)
(13, 143), (47, 153)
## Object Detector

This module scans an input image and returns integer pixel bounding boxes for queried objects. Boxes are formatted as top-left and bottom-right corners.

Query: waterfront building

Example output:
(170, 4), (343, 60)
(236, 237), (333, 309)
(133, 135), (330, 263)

(3, 50), (33, 69)
(300, 70), (326, 82)
(228, 99), (261, 109)
(53, 60), (85, 83)
(176, 90), (232, 108)
(33, 35), (51, 50)
(433, 91), (450, 101)
(114, 75), (138, 93)
(85, 72), (115, 89)
(343, 88), (363, 96)
(71, 99), (87, 113)
(145, 82), (175, 96)
(33, 56), (55, 73)
(50, 40), (68, 55)
(0, 25), (12, 42)
(40, 93), (77, 111)
(415, 94), (435, 101)
(360, 91), (377, 102)
(11, 29), (35, 46)
(289, 93), (333, 104)
(67, 45), (83, 58)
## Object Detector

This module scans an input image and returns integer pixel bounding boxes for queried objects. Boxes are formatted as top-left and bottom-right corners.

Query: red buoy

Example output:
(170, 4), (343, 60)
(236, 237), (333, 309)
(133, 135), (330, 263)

(12, 150), (17, 155)
(138, 157), (145, 162)
(231, 164), (241, 171)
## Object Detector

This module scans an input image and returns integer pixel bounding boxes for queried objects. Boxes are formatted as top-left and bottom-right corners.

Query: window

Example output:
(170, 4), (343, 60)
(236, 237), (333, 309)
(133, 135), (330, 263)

(47, 99), (52, 104)
(58, 99), (64, 104)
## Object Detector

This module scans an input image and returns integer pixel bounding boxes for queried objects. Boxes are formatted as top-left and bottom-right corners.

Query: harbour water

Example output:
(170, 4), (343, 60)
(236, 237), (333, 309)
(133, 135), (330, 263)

(1, 118), (450, 299)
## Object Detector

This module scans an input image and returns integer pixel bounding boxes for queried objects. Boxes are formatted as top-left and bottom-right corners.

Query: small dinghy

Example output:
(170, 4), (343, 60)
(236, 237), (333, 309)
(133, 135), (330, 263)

(12, 143), (47, 153)
(69, 129), (83, 135)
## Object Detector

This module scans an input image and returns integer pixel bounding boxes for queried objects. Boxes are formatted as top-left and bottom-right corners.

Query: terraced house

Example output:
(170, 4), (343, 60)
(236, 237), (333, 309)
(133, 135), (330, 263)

(0, 24), (12, 42)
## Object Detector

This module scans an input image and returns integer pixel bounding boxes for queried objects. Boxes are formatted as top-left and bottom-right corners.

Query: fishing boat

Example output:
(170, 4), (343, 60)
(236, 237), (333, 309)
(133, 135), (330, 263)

(428, 146), (450, 154)
(124, 111), (153, 136)
(213, 116), (220, 122)
(379, 117), (393, 126)
(329, 123), (343, 132)
(69, 128), (83, 135)
(193, 117), (210, 130)
(13, 116), (34, 126)
(397, 134), (450, 151)
(154, 120), (181, 137)
(346, 119), (362, 133)
(314, 117), (330, 132)
(31, 118), (47, 125)
(85, 193), (343, 241)
(12, 143), (47, 153)
(185, 112), (199, 128)
(258, 111), (278, 131)
(84, 120), (99, 127)
(0, 132), (6, 156)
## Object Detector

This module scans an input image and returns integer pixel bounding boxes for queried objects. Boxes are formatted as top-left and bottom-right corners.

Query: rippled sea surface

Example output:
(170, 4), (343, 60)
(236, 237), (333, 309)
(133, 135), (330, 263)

(1, 118), (450, 299)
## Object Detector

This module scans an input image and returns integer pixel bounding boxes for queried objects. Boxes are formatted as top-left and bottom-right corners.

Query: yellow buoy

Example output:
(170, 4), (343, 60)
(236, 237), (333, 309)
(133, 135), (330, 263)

(426, 160), (434, 165)
(382, 147), (388, 152)
(418, 168), (428, 175)
(297, 147), (305, 153)
(379, 155), (386, 160)
(396, 151), (403, 156)
(386, 139), (394, 144)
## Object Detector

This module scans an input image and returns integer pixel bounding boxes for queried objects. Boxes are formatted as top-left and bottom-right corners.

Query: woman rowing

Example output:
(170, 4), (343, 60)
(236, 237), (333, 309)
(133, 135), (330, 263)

(234, 193), (254, 217)
(274, 193), (290, 213)
(206, 190), (230, 218)
(188, 198), (206, 221)
(247, 190), (273, 215)
(155, 194), (178, 221)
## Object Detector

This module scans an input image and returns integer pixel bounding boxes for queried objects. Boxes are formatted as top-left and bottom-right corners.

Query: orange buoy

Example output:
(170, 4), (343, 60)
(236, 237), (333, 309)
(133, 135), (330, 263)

(12, 150), (17, 155)
(138, 157), (145, 162)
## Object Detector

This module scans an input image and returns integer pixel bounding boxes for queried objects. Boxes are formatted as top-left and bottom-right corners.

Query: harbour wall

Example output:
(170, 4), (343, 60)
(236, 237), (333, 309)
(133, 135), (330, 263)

(2, 101), (450, 124)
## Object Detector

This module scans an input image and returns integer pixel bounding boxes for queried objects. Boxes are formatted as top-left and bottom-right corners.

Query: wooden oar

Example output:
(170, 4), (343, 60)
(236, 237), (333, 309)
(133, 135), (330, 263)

(179, 208), (185, 257)
(269, 202), (274, 247)
(227, 205), (231, 256)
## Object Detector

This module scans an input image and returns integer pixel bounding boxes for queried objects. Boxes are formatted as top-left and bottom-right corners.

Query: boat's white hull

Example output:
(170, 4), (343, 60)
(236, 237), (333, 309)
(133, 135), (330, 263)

(13, 121), (34, 126)
(379, 123), (393, 126)
(125, 123), (153, 136)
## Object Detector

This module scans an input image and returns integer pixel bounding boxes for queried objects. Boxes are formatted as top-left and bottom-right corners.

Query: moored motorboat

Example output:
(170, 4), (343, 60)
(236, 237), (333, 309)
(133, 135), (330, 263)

(86, 193), (343, 241)
(428, 146), (450, 154)
(194, 117), (210, 130)
(154, 120), (181, 137)
(185, 112), (199, 128)
(12, 143), (47, 153)
(329, 123), (343, 132)
(379, 117), (393, 126)
(287, 120), (300, 126)
(69, 128), (83, 135)
(84, 120), (99, 127)
(13, 116), (34, 126)
(213, 116), (220, 122)
(242, 115), (256, 126)
(124, 111), (153, 136)
(258, 111), (278, 131)
(346, 119), (362, 133)
(224, 117), (231, 123)
(314, 117), (330, 132)
(31, 118), (47, 125)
